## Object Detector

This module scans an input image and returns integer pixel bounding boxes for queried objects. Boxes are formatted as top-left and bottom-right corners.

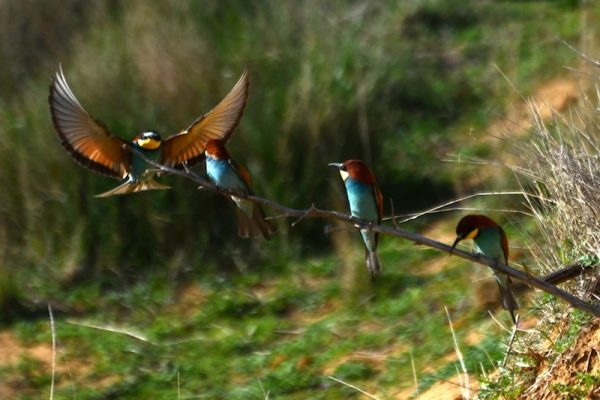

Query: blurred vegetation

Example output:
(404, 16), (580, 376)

(0, 0), (584, 304)
(2, 242), (511, 399)
(0, 0), (596, 397)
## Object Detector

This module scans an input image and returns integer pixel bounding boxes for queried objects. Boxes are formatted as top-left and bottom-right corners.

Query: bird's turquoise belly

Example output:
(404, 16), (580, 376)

(344, 179), (378, 221)
(345, 179), (378, 252)
(206, 158), (246, 192)
(130, 147), (162, 181)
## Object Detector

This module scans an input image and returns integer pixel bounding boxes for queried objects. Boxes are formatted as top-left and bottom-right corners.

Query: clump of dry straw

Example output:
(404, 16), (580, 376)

(522, 85), (599, 299)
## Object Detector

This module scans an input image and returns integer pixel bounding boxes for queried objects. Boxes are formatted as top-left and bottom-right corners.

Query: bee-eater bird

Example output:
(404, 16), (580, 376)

(49, 66), (249, 198)
(451, 214), (519, 323)
(329, 160), (383, 280)
(204, 139), (276, 239)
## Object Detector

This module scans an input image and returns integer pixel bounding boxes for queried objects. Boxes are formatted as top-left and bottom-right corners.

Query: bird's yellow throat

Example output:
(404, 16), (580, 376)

(466, 228), (479, 240)
(136, 137), (161, 150)
(339, 170), (349, 181)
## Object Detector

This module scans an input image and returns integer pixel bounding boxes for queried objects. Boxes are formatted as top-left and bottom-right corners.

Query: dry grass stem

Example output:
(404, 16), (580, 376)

(257, 378), (270, 400)
(410, 350), (419, 398)
(327, 376), (381, 400)
(502, 316), (520, 368)
(48, 304), (56, 400)
(387, 190), (533, 224)
(445, 306), (470, 399)
(521, 92), (599, 298)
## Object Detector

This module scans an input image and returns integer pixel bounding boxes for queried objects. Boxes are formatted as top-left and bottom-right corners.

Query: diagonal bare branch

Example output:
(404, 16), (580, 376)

(129, 146), (600, 318)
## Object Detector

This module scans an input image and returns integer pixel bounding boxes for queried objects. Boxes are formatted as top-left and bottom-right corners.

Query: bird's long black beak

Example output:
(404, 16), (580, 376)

(328, 162), (343, 169)
(450, 237), (462, 254)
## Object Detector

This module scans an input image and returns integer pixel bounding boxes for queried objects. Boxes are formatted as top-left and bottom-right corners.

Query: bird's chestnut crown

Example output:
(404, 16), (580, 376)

(455, 214), (499, 240)
(329, 160), (377, 184)
(452, 214), (508, 262)
(134, 131), (162, 150)
(451, 214), (494, 253)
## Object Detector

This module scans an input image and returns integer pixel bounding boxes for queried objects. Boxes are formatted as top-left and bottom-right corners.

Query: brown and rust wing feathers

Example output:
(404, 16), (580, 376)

(230, 158), (253, 191)
(161, 69), (250, 168)
(370, 181), (383, 250)
(374, 183), (383, 223)
(230, 157), (276, 240)
(49, 66), (130, 179)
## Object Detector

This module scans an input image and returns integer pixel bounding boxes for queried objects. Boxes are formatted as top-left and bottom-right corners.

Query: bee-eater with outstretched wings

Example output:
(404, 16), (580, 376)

(49, 66), (249, 197)
(451, 214), (519, 323)
(330, 160), (383, 280)
(205, 139), (276, 239)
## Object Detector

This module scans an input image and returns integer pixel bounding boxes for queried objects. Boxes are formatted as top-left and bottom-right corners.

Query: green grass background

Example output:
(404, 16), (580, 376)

(0, 0), (593, 398)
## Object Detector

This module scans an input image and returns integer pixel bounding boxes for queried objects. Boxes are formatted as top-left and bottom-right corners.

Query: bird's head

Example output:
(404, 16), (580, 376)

(204, 139), (230, 160)
(328, 159), (376, 184)
(451, 214), (499, 253)
(134, 131), (162, 150)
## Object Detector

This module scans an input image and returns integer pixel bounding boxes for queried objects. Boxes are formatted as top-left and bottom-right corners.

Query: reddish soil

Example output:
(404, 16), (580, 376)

(519, 319), (600, 399)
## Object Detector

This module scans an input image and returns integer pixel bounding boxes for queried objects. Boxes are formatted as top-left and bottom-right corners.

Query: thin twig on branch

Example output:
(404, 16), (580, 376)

(559, 38), (600, 69)
(388, 191), (534, 224)
(130, 148), (600, 318)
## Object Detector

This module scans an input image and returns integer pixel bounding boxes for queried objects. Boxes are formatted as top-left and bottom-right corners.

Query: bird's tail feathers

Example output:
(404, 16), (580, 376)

(496, 276), (519, 324)
(365, 249), (381, 281)
(236, 202), (276, 240)
(95, 179), (170, 198)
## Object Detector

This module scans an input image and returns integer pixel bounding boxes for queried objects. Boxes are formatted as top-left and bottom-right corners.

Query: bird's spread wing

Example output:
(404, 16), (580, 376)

(161, 70), (249, 168)
(49, 66), (130, 179)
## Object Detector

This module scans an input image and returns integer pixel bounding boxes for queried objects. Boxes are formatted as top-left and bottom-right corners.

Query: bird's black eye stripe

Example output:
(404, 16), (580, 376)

(341, 165), (347, 171)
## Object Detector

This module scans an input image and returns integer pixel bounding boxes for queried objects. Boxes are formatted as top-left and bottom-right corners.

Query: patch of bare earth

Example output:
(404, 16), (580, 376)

(417, 376), (477, 400)
(0, 329), (117, 396)
(0, 331), (25, 398)
(519, 319), (600, 399)
(409, 220), (457, 277)
(321, 352), (385, 377)
(465, 78), (580, 188)
(487, 79), (579, 143)
(167, 283), (208, 318)
(422, 219), (458, 246)
(0, 330), (66, 397)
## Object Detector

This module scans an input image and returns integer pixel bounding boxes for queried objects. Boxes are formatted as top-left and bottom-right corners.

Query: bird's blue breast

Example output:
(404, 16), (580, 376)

(344, 178), (378, 221)
(206, 157), (246, 192)
(344, 177), (378, 252)
(130, 145), (162, 181)
(473, 226), (504, 262)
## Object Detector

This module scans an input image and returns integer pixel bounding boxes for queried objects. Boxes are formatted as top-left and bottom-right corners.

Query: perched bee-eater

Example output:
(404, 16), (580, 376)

(451, 214), (519, 323)
(329, 160), (383, 280)
(205, 139), (276, 239)
(49, 66), (249, 197)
